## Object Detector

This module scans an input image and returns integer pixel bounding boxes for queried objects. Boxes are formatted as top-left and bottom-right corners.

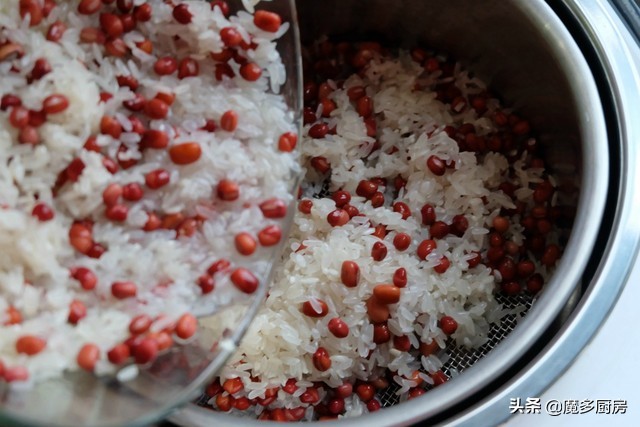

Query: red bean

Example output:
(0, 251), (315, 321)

(253, 10), (281, 32)
(99, 13), (123, 38)
(220, 110), (238, 131)
(105, 204), (128, 222)
(122, 93), (145, 112)
(440, 315), (458, 335)
(258, 225), (282, 246)
(144, 98), (169, 120)
(175, 313), (197, 339)
(300, 387), (320, 404)
(489, 231), (505, 247)
(234, 232), (257, 256)
(150, 331), (174, 352)
(430, 221), (450, 239)
(393, 233), (411, 251)
(451, 214), (469, 237)
(393, 335), (411, 352)
(1, 94), (21, 111)
(328, 317), (349, 338)
(100, 115), (122, 138)
(169, 142), (202, 165)
(197, 274), (215, 294)
(327, 209), (349, 227)
(356, 383), (375, 402)
(340, 260), (360, 288)
(328, 398), (345, 415)
(47, 21), (67, 41)
(426, 155), (446, 176)
(69, 223), (93, 254)
(313, 347), (331, 371)
(111, 281), (137, 299)
(172, 4), (192, 24)
(420, 204), (436, 226)
(230, 268), (259, 293)
(143, 212), (161, 231)
(220, 27), (242, 47)
(178, 57), (199, 79)
(30, 58), (52, 81)
(122, 183), (143, 201)
(527, 273), (544, 294)
(517, 260), (536, 278)
(431, 370), (448, 386)
(68, 299), (87, 324)
(71, 267), (97, 290)
(493, 216), (510, 233)
(332, 190), (351, 208)
(541, 244), (561, 267)
(217, 179), (239, 201)
(20, 0), (43, 26)
(116, 74), (138, 91)
(77, 344), (100, 371)
(417, 239), (437, 260)
(31, 202), (54, 221)
(308, 123), (329, 139)
(258, 198), (287, 218)
(373, 323), (391, 344)
(78, 0), (102, 14)
(107, 343), (130, 365)
(116, 0), (133, 13)
(16, 336), (46, 355)
(278, 132), (297, 152)
(498, 257), (516, 281)
(79, 27), (105, 44)
(9, 106), (29, 129)
(502, 281), (521, 296)
(370, 191), (385, 208)
(355, 180), (377, 199)
(392, 202), (411, 220)
(366, 295), (390, 323)
(240, 63), (262, 81)
(347, 85), (366, 101)
(393, 267), (407, 288)
(210, 1), (229, 16)
(373, 284), (400, 304)
(301, 299), (328, 318)
(434, 256), (451, 273)
(310, 156), (331, 173)
(139, 129), (168, 149)
(356, 96), (373, 117)
(18, 125), (39, 146)
(372, 224), (387, 240)
(133, 3), (152, 22)
(133, 338), (158, 364)
(120, 13), (136, 32)
(129, 314), (152, 335)
(145, 169), (170, 189)
(135, 39), (152, 54)
(102, 183), (122, 207)
(105, 37), (127, 57)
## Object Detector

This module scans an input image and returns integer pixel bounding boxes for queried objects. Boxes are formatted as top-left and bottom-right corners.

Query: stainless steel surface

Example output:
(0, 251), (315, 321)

(0, 1), (302, 427)
(450, 0), (640, 424)
(174, 0), (612, 425)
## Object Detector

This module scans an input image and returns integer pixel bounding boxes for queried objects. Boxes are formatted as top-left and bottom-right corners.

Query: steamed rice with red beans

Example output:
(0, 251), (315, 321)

(0, 0), (298, 384)
(199, 41), (564, 420)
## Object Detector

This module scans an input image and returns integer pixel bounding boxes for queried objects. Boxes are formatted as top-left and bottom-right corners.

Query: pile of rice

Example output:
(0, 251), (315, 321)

(0, 0), (298, 385)
(199, 41), (564, 421)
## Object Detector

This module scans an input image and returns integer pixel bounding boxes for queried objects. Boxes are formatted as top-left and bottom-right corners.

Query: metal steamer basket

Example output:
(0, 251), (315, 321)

(174, 0), (640, 426)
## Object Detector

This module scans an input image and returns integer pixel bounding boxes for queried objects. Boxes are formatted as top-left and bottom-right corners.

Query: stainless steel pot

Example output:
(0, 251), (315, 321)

(174, 0), (640, 425)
